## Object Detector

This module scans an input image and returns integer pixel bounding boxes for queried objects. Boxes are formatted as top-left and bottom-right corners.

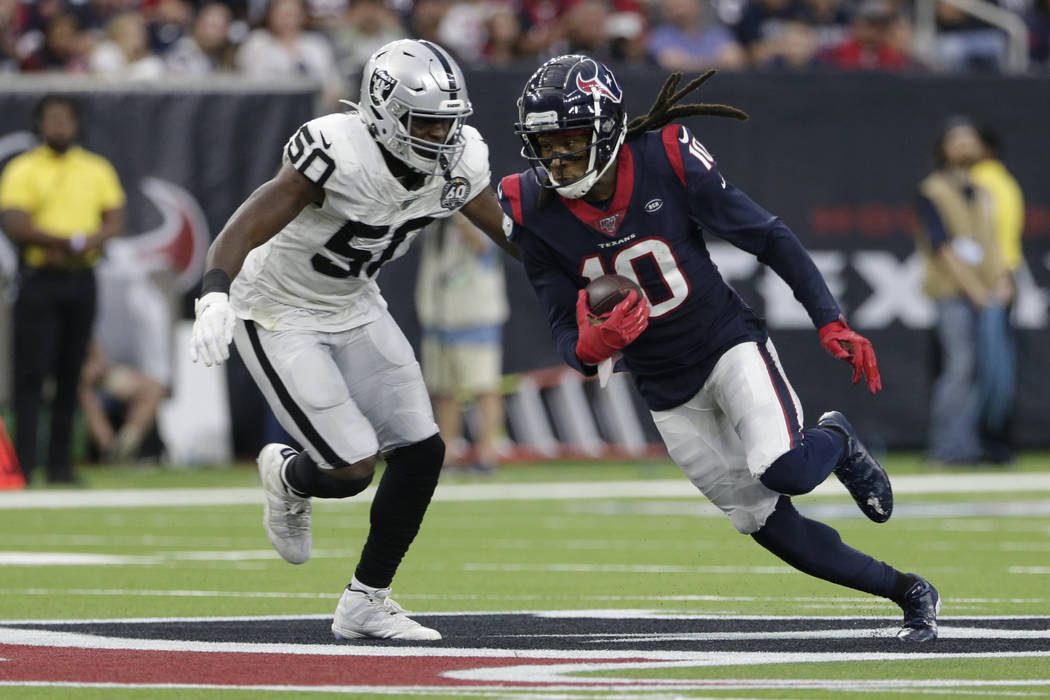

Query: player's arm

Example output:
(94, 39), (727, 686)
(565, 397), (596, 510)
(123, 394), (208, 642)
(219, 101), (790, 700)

(205, 164), (323, 280)
(190, 164), (323, 367)
(521, 237), (598, 376)
(666, 126), (840, 327)
(697, 178), (842, 328)
(704, 181), (880, 392)
(669, 126), (879, 392)
(460, 185), (521, 260)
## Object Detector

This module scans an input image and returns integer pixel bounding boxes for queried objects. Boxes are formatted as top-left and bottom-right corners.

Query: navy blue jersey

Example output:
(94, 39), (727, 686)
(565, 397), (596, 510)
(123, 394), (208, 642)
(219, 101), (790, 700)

(499, 124), (841, 411)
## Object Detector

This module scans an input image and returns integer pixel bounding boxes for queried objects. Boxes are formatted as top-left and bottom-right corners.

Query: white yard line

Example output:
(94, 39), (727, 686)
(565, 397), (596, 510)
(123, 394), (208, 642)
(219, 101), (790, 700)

(3, 472), (1050, 510)
(0, 549), (356, 566)
(2, 624), (1050, 658)
(1, 589), (1048, 607)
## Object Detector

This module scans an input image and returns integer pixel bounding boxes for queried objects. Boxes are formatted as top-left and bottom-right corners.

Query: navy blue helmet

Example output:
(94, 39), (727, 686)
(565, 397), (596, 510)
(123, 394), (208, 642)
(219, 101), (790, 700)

(515, 55), (627, 199)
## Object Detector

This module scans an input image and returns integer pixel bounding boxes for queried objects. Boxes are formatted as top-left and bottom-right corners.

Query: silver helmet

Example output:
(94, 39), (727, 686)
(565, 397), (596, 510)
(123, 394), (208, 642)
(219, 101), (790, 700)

(359, 39), (472, 176)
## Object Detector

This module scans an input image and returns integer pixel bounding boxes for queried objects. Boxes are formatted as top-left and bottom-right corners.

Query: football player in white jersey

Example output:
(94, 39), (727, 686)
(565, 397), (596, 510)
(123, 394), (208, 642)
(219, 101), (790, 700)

(189, 39), (515, 641)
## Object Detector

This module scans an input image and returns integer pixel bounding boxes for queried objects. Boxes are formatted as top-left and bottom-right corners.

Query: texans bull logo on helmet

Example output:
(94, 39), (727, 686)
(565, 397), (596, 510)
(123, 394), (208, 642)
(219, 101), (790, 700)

(575, 60), (622, 104)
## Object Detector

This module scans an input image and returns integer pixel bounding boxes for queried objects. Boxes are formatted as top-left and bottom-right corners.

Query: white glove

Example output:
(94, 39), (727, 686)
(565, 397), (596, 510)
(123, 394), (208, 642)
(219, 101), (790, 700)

(190, 292), (236, 366)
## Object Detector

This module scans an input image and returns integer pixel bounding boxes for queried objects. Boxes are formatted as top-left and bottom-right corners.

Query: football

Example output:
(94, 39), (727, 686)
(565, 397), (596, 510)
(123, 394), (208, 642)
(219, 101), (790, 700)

(585, 274), (644, 316)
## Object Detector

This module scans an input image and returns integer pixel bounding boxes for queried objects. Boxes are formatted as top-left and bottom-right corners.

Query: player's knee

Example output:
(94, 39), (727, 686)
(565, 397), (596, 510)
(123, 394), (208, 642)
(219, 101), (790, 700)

(324, 460), (375, 497)
(331, 455), (377, 482)
(752, 495), (842, 553)
(728, 505), (774, 535)
(758, 450), (809, 496)
(387, 433), (445, 478)
(751, 496), (797, 545)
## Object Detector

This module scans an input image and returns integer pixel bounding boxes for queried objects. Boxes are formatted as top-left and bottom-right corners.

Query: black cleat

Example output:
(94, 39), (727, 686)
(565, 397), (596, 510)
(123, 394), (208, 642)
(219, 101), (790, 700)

(897, 574), (941, 642)
(817, 410), (893, 523)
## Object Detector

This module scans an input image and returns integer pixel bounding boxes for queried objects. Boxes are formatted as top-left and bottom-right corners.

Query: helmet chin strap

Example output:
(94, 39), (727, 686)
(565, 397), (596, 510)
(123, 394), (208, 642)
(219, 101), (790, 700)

(551, 144), (598, 199)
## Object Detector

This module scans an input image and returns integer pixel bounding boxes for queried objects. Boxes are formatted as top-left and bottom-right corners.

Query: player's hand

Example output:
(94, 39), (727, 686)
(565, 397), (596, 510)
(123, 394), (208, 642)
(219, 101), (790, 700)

(190, 292), (236, 367)
(818, 316), (882, 394)
(575, 289), (650, 365)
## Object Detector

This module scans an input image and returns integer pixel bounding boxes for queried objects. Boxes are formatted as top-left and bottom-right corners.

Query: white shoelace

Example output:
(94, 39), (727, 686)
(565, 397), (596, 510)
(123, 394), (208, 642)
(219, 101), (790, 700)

(277, 497), (310, 535)
(380, 596), (406, 616)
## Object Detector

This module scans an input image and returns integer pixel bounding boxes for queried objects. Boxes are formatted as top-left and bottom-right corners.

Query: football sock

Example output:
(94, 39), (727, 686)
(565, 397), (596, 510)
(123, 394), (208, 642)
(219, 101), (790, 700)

(890, 572), (921, 604)
(758, 427), (845, 496)
(348, 576), (383, 595)
(751, 496), (900, 599)
(282, 452), (374, 499)
(354, 433), (444, 589)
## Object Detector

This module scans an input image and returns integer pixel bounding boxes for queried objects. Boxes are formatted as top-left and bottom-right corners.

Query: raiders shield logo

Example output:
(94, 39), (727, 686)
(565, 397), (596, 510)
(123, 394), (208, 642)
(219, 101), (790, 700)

(369, 69), (398, 106)
(440, 177), (471, 210)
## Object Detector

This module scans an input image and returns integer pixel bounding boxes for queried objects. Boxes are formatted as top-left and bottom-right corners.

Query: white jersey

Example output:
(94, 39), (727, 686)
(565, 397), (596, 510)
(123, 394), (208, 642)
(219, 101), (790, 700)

(231, 111), (491, 331)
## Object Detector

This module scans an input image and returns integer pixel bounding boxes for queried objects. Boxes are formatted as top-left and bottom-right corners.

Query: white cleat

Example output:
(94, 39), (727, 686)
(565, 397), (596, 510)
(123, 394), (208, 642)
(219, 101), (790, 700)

(257, 443), (311, 565)
(331, 586), (442, 641)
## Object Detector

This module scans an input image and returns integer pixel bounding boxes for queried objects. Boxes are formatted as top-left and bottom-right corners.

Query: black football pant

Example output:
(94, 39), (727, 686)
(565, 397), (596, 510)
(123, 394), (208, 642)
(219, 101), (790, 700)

(13, 267), (96, 482)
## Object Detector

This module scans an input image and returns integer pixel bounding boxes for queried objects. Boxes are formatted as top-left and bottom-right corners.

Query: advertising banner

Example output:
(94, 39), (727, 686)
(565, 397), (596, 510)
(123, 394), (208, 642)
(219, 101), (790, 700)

(1, 73), (1046, 450)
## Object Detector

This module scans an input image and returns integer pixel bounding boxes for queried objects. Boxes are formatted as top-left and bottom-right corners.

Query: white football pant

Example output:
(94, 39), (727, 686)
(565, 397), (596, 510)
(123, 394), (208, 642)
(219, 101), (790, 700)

(651, 339), (803, 534)
(233, 311), (438, 469)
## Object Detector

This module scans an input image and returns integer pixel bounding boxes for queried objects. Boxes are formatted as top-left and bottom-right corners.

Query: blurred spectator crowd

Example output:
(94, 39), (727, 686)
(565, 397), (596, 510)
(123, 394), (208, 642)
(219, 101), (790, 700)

(0, 0), (1047, 99)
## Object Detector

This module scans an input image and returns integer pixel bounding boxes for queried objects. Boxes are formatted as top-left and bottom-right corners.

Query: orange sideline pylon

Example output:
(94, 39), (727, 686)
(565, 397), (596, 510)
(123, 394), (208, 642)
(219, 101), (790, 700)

(0, 415), (25, 490)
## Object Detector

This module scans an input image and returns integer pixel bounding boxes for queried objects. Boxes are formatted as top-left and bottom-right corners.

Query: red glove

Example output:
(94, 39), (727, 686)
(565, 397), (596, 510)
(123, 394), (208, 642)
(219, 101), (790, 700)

(575, 289), (650, 365)
(818, 316), (882, 394)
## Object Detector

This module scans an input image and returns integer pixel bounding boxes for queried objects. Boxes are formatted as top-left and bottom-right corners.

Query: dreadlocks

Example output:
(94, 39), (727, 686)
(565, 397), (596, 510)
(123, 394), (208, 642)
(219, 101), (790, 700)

(625, 70), (748, 141)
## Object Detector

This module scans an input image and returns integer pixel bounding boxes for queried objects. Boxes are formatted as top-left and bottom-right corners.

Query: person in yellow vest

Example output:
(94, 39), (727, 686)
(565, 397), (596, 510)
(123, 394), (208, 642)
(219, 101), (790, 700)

(415, 213), (509, 472)
(970, 125), (1024, 464)
(0, 95), (126, 484)
(915, 116), (1011, 466)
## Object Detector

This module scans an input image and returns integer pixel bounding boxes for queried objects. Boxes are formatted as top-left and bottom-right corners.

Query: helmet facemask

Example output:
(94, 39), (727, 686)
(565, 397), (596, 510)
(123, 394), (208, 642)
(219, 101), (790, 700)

(359, 40), (473, 177)
(515, 55), (627, 199)
(521, 95), (626, 199)
(387, 100), (472, 175)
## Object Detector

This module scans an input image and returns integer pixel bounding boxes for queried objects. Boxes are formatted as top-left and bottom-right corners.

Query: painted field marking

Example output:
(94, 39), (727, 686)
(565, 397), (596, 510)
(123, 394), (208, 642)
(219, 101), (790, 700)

(2, 679), (1049, 696)
(1, 612), (1047, 695)
(4, 473), (1050, 510)
(0, 549), (356, 566)
(460, 563), (972, 575)
(491, 626), (1050, 641)
(2, 620), (1050, 659)
(5, 611), (1050, 625)
(2, 588), (1048, 608)
(0, 555), (985, 575)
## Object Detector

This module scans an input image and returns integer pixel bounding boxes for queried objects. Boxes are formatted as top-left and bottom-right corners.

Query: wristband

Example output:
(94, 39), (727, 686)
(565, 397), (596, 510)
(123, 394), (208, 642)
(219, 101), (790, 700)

(201, 268), (231, 296)
(69, 232), (86, 254)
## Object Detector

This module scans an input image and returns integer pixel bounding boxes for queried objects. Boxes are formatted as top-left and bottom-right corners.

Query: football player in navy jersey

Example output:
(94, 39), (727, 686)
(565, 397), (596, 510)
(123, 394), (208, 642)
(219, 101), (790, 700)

(498, 55), (940, 642)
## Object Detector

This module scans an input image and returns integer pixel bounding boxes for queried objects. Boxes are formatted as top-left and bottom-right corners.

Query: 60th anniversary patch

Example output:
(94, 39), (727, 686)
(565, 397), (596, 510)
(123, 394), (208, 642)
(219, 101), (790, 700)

(2, 612), (1049, 693)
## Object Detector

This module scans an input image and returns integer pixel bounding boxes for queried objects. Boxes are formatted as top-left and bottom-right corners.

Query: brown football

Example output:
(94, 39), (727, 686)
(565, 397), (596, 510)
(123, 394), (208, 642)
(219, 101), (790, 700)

(585, 274), (644, 316)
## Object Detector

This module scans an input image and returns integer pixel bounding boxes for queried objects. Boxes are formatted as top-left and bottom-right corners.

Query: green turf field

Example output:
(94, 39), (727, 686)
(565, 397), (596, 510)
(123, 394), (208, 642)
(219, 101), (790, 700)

(1, 454), (1048, 698)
